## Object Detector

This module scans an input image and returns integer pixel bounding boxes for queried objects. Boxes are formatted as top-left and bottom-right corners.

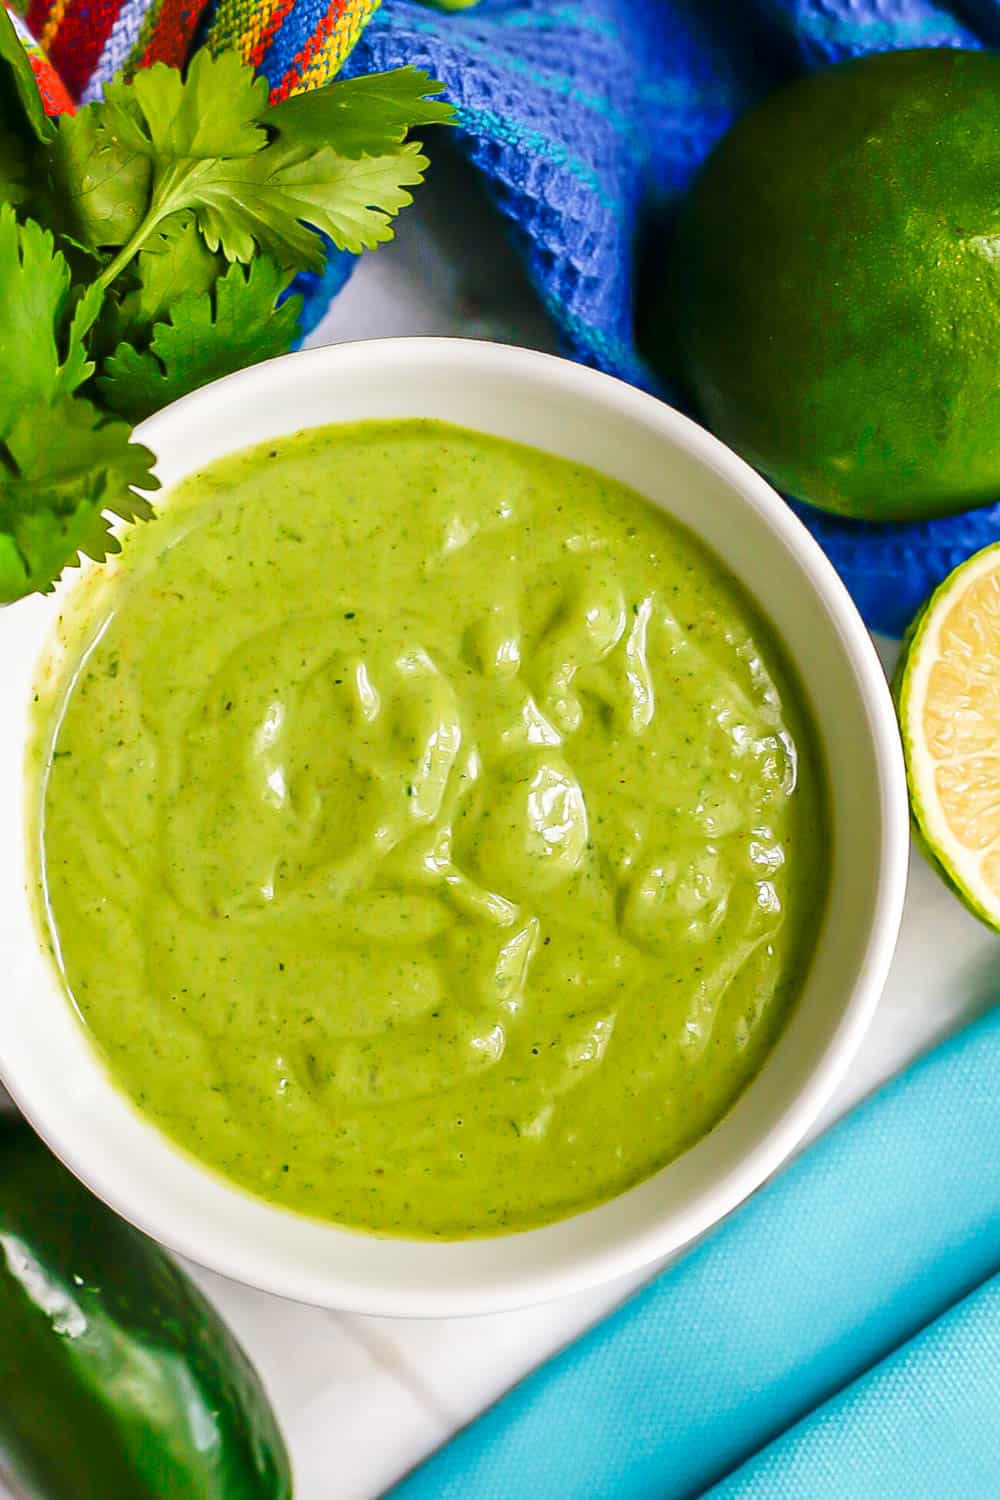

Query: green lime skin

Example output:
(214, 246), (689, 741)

(665, 48), (1000, 523)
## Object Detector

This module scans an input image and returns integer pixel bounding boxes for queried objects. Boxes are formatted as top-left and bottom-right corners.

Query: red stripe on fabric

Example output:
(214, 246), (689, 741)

(248, 0), (296, 72)
(25, 0), (49, 43)
(138, 0), (210, 66)
(271, 0), (349, 103)
(47, 0), (123, 100)
(30, 54), (75, 114)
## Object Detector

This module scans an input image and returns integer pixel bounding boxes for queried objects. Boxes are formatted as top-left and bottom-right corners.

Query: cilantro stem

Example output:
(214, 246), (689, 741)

(95, 233), (148, 293)
(95, 161), (196, 293)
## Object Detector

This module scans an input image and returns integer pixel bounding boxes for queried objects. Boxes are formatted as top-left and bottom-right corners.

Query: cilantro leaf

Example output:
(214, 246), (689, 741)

(190, 138), (429, 265)
(115, 210), (224, 338)
(44, 51), (265, 263)
(270, 67), (453, 158)
(265, 140), (429, 255)
(0, 10), (50, 215)
(0, 397), (157, 602)
(98, 256), (301, 421)
(60, 282), (104, 395)
(0, 5), (54, 146)
(0, 204), (101, 432)
(40, 53), (438, 299)
(170, 147), (324, 268)
(0, 124), (27, 204)
(102, 51), (269, 161)
(0, 43), (451, 605)
(46, 106), (151, 253)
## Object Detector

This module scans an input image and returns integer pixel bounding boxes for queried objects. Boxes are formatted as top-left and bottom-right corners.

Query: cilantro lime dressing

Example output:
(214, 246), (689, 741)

(35, 420), (827, 1238)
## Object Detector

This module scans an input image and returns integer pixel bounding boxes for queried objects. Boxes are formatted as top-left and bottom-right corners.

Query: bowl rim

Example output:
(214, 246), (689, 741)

(1, 337), (910, 1315)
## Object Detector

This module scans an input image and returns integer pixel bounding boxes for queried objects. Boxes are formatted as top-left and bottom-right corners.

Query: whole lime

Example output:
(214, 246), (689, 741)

(664, 48), (1000, 523)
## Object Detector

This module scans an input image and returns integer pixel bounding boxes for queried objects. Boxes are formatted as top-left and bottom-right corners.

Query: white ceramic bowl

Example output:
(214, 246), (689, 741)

(0, 339), (908, 1315)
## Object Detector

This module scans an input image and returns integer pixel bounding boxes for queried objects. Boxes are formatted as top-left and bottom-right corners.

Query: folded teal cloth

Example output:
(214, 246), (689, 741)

(389, 1003), (1000, 1498)
(707, 1275), (1000, 1498)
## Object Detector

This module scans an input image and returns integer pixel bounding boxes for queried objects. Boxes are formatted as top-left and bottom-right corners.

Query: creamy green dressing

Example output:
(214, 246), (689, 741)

(33, 419), (827, 1238)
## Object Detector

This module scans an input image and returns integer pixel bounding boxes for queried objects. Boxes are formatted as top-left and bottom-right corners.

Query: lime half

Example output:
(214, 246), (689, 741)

(896, 542), (1000, 930)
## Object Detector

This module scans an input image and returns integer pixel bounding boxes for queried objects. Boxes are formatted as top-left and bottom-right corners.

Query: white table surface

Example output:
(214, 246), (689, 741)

(10, 149), (1000, 1499)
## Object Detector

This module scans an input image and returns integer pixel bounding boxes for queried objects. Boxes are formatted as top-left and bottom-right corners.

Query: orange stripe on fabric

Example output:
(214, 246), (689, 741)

(35, 0), (69, 54)
(29, 52), (75, 113)
(7, 9), (75, 113)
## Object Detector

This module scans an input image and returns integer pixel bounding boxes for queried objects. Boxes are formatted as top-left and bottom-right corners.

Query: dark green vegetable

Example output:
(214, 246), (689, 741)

(0, 1117), (292, 1499)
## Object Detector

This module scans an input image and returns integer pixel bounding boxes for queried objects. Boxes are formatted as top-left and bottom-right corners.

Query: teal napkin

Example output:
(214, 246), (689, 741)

(389, 1003), (1000, 1498)
(707, 1274), (1000, 1498)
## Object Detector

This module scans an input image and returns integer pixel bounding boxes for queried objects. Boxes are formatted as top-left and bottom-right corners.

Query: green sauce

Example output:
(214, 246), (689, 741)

(33, 420), (827, 1238)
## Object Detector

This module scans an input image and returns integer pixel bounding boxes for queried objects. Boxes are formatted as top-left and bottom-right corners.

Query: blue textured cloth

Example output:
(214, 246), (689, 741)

(292, 0), (1000, 636)
(389, 1003), (1000, 1499)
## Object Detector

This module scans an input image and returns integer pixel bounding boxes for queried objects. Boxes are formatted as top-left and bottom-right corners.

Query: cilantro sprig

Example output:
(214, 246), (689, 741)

(0, 204), (156, 603)
(0, 13), (453, 602)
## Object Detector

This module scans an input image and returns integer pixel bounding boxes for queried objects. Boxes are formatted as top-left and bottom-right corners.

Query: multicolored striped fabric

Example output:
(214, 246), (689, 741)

(11, 0), (1000, 632)
(27, 0), (204, 101)
(22, 0), (377, 102)
(208, 0), (379, 103)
